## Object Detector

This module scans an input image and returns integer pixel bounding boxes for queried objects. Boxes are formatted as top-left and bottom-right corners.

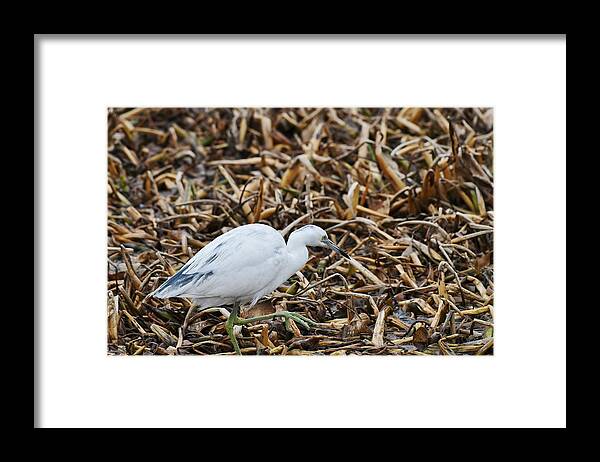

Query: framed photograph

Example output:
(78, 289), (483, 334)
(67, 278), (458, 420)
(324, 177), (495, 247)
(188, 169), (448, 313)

(35, 35), (566, 428)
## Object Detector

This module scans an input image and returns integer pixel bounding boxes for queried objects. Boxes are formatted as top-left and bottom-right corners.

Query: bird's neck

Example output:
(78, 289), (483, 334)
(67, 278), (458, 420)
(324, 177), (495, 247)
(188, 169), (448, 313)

(286, 233), (309, 274)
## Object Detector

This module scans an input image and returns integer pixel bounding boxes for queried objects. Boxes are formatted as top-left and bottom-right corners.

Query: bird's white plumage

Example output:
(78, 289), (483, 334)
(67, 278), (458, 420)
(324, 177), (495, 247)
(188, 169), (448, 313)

(151, 223), (328, 309)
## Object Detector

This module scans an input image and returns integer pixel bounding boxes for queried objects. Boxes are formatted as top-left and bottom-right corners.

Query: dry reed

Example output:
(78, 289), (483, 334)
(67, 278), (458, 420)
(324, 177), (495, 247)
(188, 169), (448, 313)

(107, 107), (494, 355)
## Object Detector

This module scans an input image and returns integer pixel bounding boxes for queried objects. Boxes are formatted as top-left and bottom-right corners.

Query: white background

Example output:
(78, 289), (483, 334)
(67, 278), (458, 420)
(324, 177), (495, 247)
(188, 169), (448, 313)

(37, 36), (566, 428)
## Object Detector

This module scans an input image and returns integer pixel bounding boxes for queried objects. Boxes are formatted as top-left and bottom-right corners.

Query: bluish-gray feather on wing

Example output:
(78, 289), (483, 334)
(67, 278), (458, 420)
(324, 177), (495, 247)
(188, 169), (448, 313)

(151, 268), (214, 298)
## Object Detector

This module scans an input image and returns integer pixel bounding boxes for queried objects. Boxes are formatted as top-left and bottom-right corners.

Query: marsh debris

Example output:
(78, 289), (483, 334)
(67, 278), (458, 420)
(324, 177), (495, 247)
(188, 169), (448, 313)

(107, 107), (494, 356)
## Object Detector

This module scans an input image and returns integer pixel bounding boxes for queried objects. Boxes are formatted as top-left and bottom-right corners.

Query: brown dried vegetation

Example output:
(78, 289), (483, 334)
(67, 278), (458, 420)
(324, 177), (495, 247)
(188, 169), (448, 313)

(107, 107), (494, 355)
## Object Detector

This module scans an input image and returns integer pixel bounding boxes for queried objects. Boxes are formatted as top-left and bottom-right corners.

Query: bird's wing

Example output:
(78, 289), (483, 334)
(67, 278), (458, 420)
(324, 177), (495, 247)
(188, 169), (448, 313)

(151, 225), (288, 300)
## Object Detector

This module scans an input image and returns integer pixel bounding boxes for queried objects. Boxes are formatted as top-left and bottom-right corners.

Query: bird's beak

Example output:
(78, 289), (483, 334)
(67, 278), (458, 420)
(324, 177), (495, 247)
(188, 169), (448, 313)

(323, 238), (350, 259)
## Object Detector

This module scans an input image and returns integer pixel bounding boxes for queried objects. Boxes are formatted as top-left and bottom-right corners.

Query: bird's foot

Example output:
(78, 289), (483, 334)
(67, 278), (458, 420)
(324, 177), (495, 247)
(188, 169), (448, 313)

(239, 311), (317, 330)
(227, 310), (317, 355)
(276, 311), (317, 330)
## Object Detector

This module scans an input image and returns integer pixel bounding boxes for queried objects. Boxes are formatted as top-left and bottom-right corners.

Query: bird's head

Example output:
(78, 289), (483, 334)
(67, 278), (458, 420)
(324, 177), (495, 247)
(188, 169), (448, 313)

(291, 225), (350, 259)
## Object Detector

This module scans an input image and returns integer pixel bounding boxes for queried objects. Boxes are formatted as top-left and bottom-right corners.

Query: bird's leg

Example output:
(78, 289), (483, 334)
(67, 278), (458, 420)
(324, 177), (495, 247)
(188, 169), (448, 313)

(236, 311), (317, 331)
(225, 302), (242, 355)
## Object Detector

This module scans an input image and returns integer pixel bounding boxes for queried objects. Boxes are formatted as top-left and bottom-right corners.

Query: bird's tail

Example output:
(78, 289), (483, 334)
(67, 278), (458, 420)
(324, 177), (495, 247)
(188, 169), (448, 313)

(143, 281), (170, 303)
(147, 285), (168, 299)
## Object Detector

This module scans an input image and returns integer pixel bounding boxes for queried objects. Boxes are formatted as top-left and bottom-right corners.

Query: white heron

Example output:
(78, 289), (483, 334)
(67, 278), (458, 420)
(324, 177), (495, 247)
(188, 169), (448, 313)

(150, 223), (350, 354)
